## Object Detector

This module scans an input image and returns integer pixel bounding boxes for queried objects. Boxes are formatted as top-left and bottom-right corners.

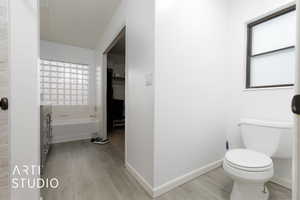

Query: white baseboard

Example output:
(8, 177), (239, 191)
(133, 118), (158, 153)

(125, 160), (223, 198)
(270, 176), (292, 189)
(152, 160), (223, 197)
(125, 162), (154, 197)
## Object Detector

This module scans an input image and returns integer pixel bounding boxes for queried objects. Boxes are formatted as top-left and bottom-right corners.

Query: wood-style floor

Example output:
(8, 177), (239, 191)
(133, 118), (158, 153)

(42, 129), (291, 200)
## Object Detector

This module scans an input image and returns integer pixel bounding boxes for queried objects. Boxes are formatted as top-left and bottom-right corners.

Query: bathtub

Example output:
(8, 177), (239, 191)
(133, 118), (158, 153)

(51, 118), (99, 144)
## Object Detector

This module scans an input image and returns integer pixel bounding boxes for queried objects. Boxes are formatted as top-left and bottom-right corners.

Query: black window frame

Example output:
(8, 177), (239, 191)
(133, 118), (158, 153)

(246, 5), (296, 89)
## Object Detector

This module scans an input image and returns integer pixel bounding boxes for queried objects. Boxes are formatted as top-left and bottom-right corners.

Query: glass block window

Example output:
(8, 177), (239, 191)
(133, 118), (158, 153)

(40, 59), (89, 105)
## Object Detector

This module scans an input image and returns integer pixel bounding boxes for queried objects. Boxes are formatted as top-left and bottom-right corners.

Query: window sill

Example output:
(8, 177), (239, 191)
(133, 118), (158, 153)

(243, 86), (294, 92)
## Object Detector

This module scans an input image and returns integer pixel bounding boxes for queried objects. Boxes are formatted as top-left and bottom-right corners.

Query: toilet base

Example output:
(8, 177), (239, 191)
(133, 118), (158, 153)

(231, 181), (269, 200)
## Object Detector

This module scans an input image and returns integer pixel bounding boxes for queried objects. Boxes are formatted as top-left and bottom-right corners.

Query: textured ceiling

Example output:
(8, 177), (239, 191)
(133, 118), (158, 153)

(40, 0), (121, 49)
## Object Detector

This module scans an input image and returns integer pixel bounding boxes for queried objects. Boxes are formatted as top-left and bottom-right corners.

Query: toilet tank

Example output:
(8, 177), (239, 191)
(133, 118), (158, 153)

(239, 119), (293, 159)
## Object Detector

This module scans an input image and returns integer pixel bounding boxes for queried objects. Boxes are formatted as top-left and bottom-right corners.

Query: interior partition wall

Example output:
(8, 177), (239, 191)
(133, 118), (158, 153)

(9, 0), (40, 199)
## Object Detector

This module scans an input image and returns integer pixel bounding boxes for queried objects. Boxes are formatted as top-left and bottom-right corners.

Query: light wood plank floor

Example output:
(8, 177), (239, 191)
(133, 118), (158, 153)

(42, 129), (291, 200)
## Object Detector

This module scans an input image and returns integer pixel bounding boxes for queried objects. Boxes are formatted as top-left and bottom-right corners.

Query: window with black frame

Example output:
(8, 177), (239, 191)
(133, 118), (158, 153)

(246, 5), (296, 89)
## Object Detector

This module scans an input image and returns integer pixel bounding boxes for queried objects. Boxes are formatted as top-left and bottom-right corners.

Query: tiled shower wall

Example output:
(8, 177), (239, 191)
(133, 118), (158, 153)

(0, 0), (9, 199)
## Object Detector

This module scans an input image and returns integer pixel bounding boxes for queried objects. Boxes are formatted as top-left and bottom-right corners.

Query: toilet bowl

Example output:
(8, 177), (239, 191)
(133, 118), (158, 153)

(223, 149), (273, 200)
(223, 119), (292, 200)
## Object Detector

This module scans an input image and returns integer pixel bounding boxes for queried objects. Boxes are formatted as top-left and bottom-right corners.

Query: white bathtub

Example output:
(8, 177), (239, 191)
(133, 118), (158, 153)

(52, 118), (99, 143)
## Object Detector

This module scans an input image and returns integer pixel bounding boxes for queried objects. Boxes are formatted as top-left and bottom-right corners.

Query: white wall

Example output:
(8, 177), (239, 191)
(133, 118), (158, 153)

(126, 0), (155, 186)
(153, 0), (229, 187)
(10, 0), (40, 199)
(227, 0), (295, 187)
(95, 0), (156, 186)
(40, 40), (97, 110)
(97, 0), (295, 193)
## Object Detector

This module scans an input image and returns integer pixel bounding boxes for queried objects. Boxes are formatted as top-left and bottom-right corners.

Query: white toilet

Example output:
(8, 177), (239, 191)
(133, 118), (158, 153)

(223, 119), (292, 200)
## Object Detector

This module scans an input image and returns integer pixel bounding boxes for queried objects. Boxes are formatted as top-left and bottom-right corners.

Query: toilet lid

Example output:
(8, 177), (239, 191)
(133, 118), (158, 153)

(225, 149), (272, 169)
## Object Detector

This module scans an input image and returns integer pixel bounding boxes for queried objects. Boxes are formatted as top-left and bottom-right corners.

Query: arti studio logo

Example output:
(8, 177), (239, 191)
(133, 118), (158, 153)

(11, 165), (59, 189)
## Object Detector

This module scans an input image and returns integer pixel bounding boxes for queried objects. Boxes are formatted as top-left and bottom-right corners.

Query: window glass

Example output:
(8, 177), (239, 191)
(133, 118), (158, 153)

(40, 59), (89, 105)
(246, 6), (296, 88)
(252, 11), (296, 55)
(250, 48), (295, 87)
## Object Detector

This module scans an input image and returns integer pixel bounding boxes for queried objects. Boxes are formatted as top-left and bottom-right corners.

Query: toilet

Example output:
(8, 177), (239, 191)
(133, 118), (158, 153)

(223, 119), (292, 200)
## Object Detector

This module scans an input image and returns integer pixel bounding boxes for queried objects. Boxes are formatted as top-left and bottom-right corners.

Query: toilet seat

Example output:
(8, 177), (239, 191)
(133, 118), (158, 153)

(225, 149), (273, 172)
(223, 149), (274, 184)
(223, 150), (274, 200)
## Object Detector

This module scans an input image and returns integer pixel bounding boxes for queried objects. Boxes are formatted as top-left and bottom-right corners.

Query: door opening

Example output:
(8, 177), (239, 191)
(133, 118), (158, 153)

(96, 28), (126, 158)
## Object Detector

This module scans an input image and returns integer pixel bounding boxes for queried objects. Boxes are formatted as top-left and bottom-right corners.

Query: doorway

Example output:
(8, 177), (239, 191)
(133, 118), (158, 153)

(102, 28), (126, 156)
